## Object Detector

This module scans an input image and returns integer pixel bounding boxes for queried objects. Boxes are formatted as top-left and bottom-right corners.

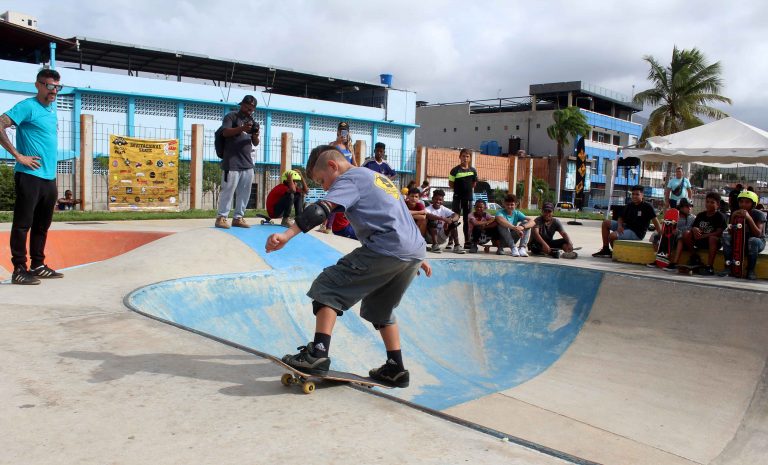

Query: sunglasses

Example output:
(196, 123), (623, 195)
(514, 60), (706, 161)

(37, 82), (63, 91)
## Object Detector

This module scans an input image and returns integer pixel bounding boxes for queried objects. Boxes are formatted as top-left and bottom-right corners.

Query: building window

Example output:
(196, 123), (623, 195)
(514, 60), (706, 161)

(504, 125), (508, 131)
(516, 125), (520, 130)
(443, 128), (447, 133)
(487, 126), (491, 131)
(453, 128), (457, 132)
(475, 127), (478, 131)
(536, 123), (540, 128)
(613, 135), (621, 146)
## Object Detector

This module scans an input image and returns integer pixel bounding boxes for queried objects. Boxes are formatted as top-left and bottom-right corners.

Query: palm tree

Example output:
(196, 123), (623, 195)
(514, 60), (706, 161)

(633, 46), (731, 140)
(546, 106), (591, 204)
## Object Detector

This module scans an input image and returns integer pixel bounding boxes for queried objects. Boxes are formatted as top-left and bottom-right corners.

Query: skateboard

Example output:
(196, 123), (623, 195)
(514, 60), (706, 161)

(726, 215), (748, 278)
(654, 209), (680, 268)
(677, 264), (704, 276)
(263, 352), (394, 394)
(547, 246), (582, 258)
(255, 213), (276, 225)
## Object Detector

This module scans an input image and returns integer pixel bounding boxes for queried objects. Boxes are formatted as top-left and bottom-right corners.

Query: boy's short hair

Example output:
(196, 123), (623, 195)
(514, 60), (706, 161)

(474, 199), (487, 206)
(407, 187), (421, 196)
(503, 193), (517, 204)
(432, 189), (446, 198)
(375, 142), (385, 150)
(37, 68), (61, 81)
(459, 148), (472, 157)
(306, 144), (344, 178)
(705, 191), (721, 202)
(630, 185), (644, 192)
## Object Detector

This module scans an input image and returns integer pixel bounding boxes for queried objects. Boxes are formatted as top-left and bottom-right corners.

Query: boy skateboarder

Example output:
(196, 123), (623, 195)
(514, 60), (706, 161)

(265, 145), (432, 388)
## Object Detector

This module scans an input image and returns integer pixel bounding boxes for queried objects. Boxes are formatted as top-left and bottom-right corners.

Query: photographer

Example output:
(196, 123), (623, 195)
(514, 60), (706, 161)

(215, 95), (260, 229)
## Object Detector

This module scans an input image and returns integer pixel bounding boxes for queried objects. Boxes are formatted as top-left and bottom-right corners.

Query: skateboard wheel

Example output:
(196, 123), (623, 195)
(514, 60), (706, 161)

(737, 223), (743, 229)
(280, 373), (293, 387)
(735, 261), (741, 266)
(725, 260), (732, 265)
(302, 381), (315, 394)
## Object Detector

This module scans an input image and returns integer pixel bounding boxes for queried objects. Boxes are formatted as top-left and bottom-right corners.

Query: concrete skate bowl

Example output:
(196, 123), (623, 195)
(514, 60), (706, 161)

(125, 227), (768, 465)
(0, 230), (171, 278)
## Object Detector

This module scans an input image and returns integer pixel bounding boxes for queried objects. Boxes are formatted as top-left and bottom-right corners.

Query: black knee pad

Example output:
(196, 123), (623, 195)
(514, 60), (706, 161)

(312, 300), (343, 317)
(296, 201), (331, 232)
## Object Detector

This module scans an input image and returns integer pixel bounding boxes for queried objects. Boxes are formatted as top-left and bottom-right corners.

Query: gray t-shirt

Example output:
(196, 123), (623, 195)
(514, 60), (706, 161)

(323, 168), (427, 261)
(221, 111), (255, 171)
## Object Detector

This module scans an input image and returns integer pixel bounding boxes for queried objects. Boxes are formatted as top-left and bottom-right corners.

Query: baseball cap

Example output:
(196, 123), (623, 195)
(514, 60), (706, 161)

(738, 190), (759, 205)
(542, 202), (554, 211)
(677, 198), (691, 208)
(281, 170), (302, 182)
(338, 122), (349, 131)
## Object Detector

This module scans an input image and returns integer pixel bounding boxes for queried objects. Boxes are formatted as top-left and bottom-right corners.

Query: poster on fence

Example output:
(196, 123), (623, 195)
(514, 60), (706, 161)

(108, 135), (179, 212)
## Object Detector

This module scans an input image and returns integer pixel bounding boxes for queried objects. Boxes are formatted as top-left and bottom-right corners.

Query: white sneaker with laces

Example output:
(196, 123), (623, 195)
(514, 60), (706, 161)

(518, 247), (528, 257)
(511, 247), (520, 257)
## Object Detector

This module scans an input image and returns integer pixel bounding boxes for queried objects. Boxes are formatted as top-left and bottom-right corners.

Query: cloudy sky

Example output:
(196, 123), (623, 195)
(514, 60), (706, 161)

(7, 0), (768, 127)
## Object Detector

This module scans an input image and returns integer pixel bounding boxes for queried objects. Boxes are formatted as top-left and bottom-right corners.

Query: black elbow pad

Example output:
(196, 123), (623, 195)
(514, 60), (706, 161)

(296, 201), (331, 233)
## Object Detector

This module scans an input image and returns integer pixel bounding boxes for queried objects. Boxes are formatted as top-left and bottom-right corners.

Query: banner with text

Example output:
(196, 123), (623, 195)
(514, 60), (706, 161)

(108, 135), (179, 211)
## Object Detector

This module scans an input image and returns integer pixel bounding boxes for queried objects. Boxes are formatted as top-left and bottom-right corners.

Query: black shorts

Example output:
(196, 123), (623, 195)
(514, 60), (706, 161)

(530, 238), (567, 252)
(694, 238), (720, 250)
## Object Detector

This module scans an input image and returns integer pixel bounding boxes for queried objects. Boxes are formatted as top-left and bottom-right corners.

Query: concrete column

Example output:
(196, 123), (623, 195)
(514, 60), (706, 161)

(567, 92), (573, 107)
(526, 158), (534, 209)
(509, 155), (518, 195)
(190, 124), (204, 209)
(415, 146), (427, 185)
(79, 114), (93, 211)
(471, 151), (478, 168)
(280, 132), (292, 174)
(531, 95), (537, 111)
(353, 140), (366, 167)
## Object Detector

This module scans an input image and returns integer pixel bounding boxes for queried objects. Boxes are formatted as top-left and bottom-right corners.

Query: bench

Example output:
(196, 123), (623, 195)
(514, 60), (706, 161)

(612, 240), (768, 279)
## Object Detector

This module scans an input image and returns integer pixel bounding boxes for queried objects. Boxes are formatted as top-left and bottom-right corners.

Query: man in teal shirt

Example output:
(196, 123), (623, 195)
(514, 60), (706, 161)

(0, 69), (63, 285)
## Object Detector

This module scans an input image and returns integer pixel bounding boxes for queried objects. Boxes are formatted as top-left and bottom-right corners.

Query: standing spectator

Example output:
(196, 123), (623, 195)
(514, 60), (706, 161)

(467, 199), (498, 253)
(330, 122), (358, 166)
(424, 189), (465, 254)
(0, 69), (64, 284)
(362, 142), (396, 179)
(665, 166), (692, 209)
(720, 190), (766, 280)
(448, 148), (477, 249)
(215, 95), (259, 229)
(56, 189), (81, 211)
(593, 185), (661, 258)
(530, 202), (578, 258)
(667, 192), (727, 275)
(404, 187), (427, 236)
(266, 169), (308, 227)
(495, 193), (534, 256)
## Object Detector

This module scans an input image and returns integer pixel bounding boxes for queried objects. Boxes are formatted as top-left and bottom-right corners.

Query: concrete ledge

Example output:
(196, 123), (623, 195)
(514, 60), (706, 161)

(612, 240), (768, 279)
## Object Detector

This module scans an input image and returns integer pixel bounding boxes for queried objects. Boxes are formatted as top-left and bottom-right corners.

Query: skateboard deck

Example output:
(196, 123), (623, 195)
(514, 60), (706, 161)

(727, 215), (748, 278)
(262, 352), (394, 394)
(255, 213), (276, 225)
(655, 209), (680, 268)
(677, 264), (705, 276)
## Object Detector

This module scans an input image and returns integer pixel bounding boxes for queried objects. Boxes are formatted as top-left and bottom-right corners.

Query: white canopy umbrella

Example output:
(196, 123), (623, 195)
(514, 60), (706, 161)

(606, 117), (768, 217)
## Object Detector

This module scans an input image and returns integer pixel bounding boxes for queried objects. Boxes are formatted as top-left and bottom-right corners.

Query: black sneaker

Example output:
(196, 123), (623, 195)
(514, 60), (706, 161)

(702, 266), (715, 276)
(369, 359), (410, 388)
(665, 263), (677, 271)
(11, 267), (41, 285)
(281, 343), (330, 375)
(469, 243), (479, 254)
(747, 270), (757, 281)
(31, 264), (63, 279)
(592, 247), (612, 258)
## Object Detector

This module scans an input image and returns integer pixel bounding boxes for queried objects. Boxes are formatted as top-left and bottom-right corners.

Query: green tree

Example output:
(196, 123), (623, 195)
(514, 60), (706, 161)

(691, 166), (720, 187)
(633, 46), (731, 140)
(0, 164), (15, 211)
(546, 106), (591, 204)
(202, 161), (222, 207)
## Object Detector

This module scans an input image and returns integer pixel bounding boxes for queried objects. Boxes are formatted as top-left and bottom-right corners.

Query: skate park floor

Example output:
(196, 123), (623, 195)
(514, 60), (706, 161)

(1, 218), (766, 465)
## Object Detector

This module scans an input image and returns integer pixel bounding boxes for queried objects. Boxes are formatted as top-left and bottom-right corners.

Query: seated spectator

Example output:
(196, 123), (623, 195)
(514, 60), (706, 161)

(494, 193), (534, 257)
(468, 199), (498, 253)
(650, 198), (695, 250)
(56, 190), (80, 211)
(666, 192), (726, 275)
(530, 202), (577, 259)
(331, 212), (357, 240)
(419, 180), (432, 204)
(720, 190), (766, 280)
(266, 169), (309, 227)
(404, 187), (427, 236)
(362, 142), (396, 179)
(593, 185), (661, 258)
(424, 189), (465, 254)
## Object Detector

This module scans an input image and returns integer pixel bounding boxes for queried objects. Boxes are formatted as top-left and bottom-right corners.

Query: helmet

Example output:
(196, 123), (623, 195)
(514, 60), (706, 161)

(281, 170), (302, 182)
(738, 190), (759, 205)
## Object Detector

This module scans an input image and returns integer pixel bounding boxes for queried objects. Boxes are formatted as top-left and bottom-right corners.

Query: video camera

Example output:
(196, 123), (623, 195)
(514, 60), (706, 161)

(245, 117), (260, 135)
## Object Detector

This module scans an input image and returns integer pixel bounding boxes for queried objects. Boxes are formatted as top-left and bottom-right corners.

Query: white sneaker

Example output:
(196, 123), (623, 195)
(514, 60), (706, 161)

(518, 247), (528, 257)
(511, 247), (520, 257)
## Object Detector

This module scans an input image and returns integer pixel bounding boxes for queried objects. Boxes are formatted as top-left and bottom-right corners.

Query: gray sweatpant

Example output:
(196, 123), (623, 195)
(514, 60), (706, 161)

(217, 169), (254, 218)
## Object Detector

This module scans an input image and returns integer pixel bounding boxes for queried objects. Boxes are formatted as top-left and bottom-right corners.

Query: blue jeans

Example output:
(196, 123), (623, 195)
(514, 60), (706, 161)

(609, 220), (641, 240)
(722, 233), (766, 270)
